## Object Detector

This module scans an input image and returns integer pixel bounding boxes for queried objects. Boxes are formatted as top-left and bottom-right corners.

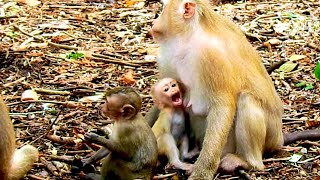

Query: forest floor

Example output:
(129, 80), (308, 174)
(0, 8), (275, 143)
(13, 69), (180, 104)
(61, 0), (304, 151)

(0, 0), (320, 179)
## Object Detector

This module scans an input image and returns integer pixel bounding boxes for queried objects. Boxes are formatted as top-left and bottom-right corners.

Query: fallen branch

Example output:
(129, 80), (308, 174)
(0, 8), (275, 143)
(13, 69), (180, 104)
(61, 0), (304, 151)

(298, 155), (320, 164)
(33, 88), (71, 95)
(91, 56), (141, 67)
(263, 157), (291, 162)
(6, 100), (79, 107)
(244, 31), (267, 42)
(152, 172), (177, 179)
(267, 59), (286, 74)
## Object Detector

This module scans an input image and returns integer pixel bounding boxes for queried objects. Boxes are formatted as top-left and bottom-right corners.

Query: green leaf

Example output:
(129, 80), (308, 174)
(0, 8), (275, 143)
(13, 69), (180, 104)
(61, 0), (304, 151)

(48, 109), (57, 115)
(295, 82), (305, 87)
(315, 62), (320, 80)
(278, 62), (298, 72)
(66, 52), (84, 60)
(304, 83), (314, 90)
(287, 12), (298, 19)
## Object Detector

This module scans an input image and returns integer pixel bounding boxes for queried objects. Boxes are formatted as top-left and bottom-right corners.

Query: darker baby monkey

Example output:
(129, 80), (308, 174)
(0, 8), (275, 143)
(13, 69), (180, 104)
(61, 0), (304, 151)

(85, 87), (158, 180)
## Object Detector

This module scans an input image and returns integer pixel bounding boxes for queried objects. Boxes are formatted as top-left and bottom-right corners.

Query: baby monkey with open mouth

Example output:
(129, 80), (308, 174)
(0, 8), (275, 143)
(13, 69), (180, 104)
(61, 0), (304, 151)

(151, 78), (197, 174)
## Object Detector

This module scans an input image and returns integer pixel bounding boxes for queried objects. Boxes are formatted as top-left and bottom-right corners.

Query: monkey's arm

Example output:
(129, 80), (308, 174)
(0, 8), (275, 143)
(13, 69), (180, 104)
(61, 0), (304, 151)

(145, 105), (160, 127)
(191, 101), (236, 178)
(85, 133), (130, 158)
(83, 147), (110, 166)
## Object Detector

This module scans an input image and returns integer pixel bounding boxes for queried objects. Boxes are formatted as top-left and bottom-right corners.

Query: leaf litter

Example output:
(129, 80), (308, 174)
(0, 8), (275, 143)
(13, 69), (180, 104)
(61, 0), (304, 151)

(0, 0), (320, 179)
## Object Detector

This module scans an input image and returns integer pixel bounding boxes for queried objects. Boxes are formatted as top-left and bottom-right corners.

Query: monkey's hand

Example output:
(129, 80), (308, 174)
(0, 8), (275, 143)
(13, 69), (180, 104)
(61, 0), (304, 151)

(81, 158), (90, 167)
(183, 99), (192, 110)
(84, 132), (101, 142)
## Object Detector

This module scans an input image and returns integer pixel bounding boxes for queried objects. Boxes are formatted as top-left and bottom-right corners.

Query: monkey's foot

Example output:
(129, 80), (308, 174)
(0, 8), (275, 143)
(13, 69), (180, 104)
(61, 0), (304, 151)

(219, 154), (249, 175)
(181, 148), (200, 161)
(169, 161), (194, 175)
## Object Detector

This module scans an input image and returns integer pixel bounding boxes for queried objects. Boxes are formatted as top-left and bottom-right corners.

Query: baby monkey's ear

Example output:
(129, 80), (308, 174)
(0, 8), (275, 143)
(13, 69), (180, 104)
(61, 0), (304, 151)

(121, 104), (137, 120)
(154, 99), (165, 109)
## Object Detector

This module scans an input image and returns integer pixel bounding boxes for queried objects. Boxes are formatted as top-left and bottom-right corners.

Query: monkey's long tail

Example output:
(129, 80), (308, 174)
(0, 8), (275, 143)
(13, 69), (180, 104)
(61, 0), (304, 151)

(9, 145), (39, 180)
(283, 129), (320, 145)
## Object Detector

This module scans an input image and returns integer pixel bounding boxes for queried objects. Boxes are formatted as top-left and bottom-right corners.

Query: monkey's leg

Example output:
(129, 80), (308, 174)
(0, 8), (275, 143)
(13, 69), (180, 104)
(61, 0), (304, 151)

(100, 154), (121, 180)
(264, 104), (283, 152)
(235, 93), (265, 171)
(158, 134), (193, 174)
(180, 135), (199, 161)
(101, 155), (151, 180)
(9, 145), (39, 180)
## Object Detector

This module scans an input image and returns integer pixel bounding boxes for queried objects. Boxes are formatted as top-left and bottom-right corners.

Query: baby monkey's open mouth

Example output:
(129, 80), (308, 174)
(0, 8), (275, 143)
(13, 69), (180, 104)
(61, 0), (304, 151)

(171, 92), (182, 106)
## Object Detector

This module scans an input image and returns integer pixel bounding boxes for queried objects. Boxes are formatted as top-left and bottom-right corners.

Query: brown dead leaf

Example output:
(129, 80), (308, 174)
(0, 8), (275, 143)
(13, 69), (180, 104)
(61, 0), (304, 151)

(267, 38), (281, 45)
(51, 36), (71, 43)
(118, 69), (136, 85)
(26, 50), (44, 57)
(305, 120), (320, 128)
(47, 134), (76, 145)
(262, 42), (272, 51)
(125, 1), (137, 7)
(79, 51), (94, 59)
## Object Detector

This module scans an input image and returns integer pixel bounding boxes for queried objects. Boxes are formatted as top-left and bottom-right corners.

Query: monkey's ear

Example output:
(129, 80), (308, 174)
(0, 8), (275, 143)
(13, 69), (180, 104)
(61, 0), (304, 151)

(183, 2), (196, 19)
(121, 104), (136, 120)
(154, 100), (164, 109)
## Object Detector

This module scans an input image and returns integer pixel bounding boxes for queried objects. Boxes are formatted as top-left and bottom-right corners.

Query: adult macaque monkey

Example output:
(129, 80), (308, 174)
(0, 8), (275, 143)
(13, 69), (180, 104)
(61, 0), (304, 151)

(85, 87), (158, 180)
(151, 78), (195, 174)
(0, 96), (39, 180)
(150, 0), (285, 179)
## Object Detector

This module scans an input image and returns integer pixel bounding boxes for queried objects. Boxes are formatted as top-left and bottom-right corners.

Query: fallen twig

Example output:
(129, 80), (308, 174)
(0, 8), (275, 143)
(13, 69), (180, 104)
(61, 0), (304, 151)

(298, 155), (320, 164)
(6, 100), (78, 107)
(263, 157), (291, 162)
(152, 172), (177, 179)
(3, 77), (26, 87)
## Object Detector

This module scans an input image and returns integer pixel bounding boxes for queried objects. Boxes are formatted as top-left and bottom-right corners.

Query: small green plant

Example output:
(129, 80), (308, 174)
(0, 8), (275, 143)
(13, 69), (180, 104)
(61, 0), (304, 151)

(6, 32), (18, 38)
(314, 62), (320, 80)
(66, 52), (84, 60)
(304, 83), (314, 90)
(287, 12), (298, 19)
(295, 82), (314, 90)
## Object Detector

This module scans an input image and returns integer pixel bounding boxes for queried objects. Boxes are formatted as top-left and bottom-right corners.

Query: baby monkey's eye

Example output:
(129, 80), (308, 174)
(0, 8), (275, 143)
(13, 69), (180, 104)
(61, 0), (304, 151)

(172, 83), (176, 87)
(164, 87), (169, 92)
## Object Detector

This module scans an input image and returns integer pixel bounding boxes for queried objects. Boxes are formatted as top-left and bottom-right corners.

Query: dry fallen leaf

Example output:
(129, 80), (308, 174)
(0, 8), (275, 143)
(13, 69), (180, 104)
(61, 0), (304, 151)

(305, 120), (320, 128)
(21, 89), (38, 101)
(26, 50), (44, 57)
(16, 0), (41, 6)
(289, 55), (306, 61)
(267, 38), (281, 45)
(118, 70), (136, 85)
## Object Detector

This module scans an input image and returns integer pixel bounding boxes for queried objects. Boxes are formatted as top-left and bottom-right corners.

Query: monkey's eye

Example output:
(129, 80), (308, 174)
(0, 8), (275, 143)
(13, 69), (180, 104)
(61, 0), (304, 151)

(164, 87), (169, 92)
(172, 83), (176, 87)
